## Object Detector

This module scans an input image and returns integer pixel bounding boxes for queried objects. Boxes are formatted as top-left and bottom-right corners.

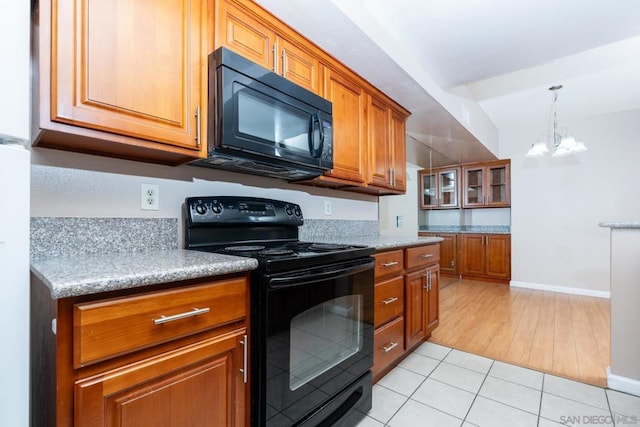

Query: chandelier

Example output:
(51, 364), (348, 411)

(526, 85), (587, 158)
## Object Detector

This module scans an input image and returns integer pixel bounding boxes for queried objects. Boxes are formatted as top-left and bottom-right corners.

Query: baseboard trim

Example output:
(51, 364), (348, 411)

(607, 367), (640, 397)
(510, 281), (610, 299)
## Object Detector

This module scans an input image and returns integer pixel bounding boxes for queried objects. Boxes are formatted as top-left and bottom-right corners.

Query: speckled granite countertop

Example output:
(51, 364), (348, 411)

(599, 221), (640, 229)
(419, 225), (511, 234)
(31, 236), (442, 299)
(31, 249), (258, 299)
(310, 235), (443, 251)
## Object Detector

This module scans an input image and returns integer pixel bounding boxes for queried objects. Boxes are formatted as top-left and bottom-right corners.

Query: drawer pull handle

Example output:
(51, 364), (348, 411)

(154, 307), (210, 325)
(383, 342), (399, 353)
(420, 254), (434, 258)
(382, 297), (399, 305)
(382, 261), (399, 267)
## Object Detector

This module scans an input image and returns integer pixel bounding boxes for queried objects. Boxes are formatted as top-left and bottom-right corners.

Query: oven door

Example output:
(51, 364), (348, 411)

(254, 257), (374, 426)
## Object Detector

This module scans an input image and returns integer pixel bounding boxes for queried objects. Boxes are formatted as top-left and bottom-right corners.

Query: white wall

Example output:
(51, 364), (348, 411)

(0, 1), (30, 426)
(31, 148), (379, 243)
(499, 108), (640, 294)
(378, 162), (421, 236)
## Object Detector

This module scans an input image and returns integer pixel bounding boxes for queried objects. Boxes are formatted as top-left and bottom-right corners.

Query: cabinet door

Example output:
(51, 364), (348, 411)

(419, 171), (438, 208)
(75, 329), (248, 427)
(462, 165), (486, 208)
(390, 110), (407, 191)
(485, 234), (511, 279)
(439, 234), (458, 274)
(278, 37), (321, 94)
(438, 169), (459, 208)
(323, 67), (367, 183)
(425, 265), (440, 334)
(460, 234), (486, 276)
(486, 162), (511, 207)
(367, 94), (392, 188)
(404, 270), (427, 350)
(53, 0), (205, 150)
(216, 0), (276, 70)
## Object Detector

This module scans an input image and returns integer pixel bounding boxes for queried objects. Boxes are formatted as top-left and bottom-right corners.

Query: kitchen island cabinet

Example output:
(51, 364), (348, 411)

(32, 0), (208, 165)
(31, 273), (250, 427)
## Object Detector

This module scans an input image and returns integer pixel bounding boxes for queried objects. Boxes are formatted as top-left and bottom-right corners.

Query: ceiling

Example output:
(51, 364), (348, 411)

(255, 0), (640, 167)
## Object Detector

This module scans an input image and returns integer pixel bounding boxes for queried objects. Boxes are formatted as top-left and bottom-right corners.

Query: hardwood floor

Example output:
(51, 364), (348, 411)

(429, 279), (611, 387)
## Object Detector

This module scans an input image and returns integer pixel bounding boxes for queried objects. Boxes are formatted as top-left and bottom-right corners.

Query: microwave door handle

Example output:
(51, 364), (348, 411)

(308, 112), (323, 158)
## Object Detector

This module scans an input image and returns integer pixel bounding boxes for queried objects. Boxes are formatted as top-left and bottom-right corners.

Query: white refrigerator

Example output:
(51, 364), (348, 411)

(1, 1), (31, 424)
(0, 141), (30, 426)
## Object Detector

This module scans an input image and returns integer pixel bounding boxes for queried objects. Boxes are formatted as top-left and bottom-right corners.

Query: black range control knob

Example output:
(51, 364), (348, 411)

(285, 205), (293, 216)
(294, 206), (302, 217)
(194, 202), (207, 215)
(210, 202), (223, 215)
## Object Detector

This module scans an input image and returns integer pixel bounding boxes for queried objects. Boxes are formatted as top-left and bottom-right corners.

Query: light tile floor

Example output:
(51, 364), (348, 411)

(357, 342), (640, 427)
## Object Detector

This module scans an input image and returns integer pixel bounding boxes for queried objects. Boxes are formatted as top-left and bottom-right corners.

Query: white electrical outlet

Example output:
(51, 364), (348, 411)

(324, 200), (332, 215)
(141, 184), (159, 210)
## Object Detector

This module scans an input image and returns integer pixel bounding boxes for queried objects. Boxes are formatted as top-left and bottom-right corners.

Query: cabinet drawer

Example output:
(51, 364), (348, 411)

(373, 250), (404, 279)
(73, 277), (247, 367)
(374, 276), (404, 327)
(405, 244), (440, 270)
(373, 316), (405, 377)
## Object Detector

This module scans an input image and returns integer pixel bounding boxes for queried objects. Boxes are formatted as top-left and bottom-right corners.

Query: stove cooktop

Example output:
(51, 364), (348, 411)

(197, 240), (374, 272)
(184, 196), (374, 272)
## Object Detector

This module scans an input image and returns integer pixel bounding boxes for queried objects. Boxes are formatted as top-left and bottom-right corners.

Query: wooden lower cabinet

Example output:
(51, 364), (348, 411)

(31, 274), (250, 427)
(460, 234), (511, 282)
(373, 316), (404, 377)
(404, 247), (440, 351)
(371, 243), (440, 382)
(75, 329), (246, 426)
(418, 232), (458, 275)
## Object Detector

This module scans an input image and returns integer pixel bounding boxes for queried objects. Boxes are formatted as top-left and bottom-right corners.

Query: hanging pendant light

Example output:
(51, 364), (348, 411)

(526, 85), (587, 158)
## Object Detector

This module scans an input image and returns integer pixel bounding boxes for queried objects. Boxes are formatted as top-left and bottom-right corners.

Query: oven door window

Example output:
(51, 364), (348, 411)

(289, 295), (362, 391)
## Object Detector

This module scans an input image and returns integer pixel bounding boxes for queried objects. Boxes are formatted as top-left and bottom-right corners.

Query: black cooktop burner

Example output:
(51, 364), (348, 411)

(225, 245), (266, 252)
(259, 248), (295, 256)
(307, 243), (352, 252)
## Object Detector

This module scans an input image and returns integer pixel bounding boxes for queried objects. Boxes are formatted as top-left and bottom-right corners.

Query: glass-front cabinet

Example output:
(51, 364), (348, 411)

(419, 167), (460, 209)
(462, 160), (510, 208)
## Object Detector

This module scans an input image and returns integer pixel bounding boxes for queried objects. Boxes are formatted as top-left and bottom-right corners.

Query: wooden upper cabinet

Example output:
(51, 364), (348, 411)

(321, 67), (366, 183)
(462, 160), (511, 208)
(390, 109), (407, 192)
(366, 94), (408, 193)
(33, 0), (207, 164)
(215, 0), (321, 94)
(278, 37), (321, 94)
(215, 0), (275, 69)
(367, 94), (392, 188)
(419, 167), (460, 209)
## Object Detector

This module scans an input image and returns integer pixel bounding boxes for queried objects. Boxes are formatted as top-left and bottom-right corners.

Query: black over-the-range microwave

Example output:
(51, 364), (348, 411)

(190, 46), (333, 181)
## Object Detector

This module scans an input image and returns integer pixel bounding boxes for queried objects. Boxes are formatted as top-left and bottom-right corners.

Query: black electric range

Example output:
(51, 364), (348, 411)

(184, 196), (375, 427)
